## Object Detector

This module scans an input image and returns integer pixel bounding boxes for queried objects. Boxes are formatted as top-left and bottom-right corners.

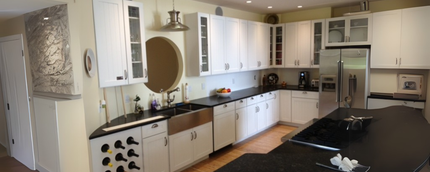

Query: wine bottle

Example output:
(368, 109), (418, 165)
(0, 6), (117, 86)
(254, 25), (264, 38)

(114, 140), (125, 149)
(101, 144), (112, 154)
(126, 137), (139, 145)
(116, 166), (125, 172)
(128, 161), (141, 170)
(127, 149), (139, 157)
(102, 157), (113, 167)
(115, 153), (128, 162)
(105, 170), (111, 172)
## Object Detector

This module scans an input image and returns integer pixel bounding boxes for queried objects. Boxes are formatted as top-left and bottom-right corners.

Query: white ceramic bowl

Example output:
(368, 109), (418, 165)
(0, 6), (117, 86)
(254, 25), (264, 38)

(216, 92), (231, 98)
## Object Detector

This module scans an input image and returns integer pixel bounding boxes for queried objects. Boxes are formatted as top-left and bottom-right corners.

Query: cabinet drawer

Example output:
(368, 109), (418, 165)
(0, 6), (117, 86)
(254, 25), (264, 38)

(247, 95), (258, 105)
(292, 91), (318, 99)
(235, 99), (247, 109)
(214, 102), (235, 115)
(256, 94), (266, 102)
(142, 120), (167, 139)
(266, 91), (277, 100)
(367, 98), (425, 109)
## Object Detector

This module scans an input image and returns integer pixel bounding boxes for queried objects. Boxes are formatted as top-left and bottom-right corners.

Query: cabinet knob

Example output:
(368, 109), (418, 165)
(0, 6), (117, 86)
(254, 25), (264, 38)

(151, 124), (158, 128)
(303, 91), (307, 94)
(224, 104), (228, 108)
(240, 100), (243, 103)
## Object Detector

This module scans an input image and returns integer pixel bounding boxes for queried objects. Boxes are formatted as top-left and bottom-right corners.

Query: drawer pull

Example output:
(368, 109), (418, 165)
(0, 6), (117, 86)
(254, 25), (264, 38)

(260, 95), (263, 97)
(164, 137), (168, 146)
(191, 132), (194, 141)
(236, 113), (239, 120)
(251, 97), (254, 100)
(194, 131), (197, 139)
(224, 104), (228, 108)
(151, 124), (158, 128)
(240, 100), (243, 103)
(303, 91), (307, 94)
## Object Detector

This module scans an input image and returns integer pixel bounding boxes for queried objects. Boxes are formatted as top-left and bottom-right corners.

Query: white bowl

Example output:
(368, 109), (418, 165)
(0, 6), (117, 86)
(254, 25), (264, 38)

(216, 92), (231, 98)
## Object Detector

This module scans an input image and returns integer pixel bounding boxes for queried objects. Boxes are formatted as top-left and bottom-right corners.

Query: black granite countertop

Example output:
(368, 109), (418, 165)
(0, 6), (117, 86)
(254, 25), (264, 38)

(190, 85), (318, 107)
(217, 106), (430, 172)
(368, 92), (426, 102)
(89, 85), (318, 139)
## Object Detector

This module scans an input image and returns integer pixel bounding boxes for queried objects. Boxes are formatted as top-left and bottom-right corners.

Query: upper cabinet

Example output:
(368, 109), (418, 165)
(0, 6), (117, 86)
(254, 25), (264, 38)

(371, 6), (430, 69)
(185, 13), (211, 76)
(270, 24), (285, 68)
(239, 20), (248, 71)
(284, 21), (311, 68)
(248, 21), (270, 70)
(325, 14), (372, 47)
(93, 0), (148, 88)
(310, 19), (325, 68)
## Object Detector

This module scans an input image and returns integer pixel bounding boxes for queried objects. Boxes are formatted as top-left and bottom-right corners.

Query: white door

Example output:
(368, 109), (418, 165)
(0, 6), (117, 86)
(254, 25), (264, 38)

(210, 15), (226, 75)
(280, 90), (292, 122)
(224, 17), (240, 73)
(214, 111), (235, 151)
(0, 34), (35, 170)
(247, 105), (258, 136)
(292, 98), (319, 124)
(247, 21), (259, 70)
(256, 102), (266, 131)
(169, 129), (194, 172)
(239, 20), (248, 71)
(284, 22), (298, 68)
(193, 122), (213, 160)
(297, 21), (311, 68)
(235, 107), (248, 142)
(143, 132), (169, 172)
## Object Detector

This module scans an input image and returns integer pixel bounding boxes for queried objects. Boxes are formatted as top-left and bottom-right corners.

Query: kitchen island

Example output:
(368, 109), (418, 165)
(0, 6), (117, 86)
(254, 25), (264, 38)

(217, 106), (430, 172)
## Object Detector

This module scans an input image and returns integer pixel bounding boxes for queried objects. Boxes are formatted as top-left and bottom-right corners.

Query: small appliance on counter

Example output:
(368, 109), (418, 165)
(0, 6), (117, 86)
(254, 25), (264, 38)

(311, 79), (319, 88)
(298, 71), (309, 88)
(394, 74), (424, 100)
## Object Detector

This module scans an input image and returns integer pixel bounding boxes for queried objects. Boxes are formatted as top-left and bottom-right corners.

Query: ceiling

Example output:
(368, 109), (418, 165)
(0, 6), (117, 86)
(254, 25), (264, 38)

(0, 0), (63, 23)
(193, 0), (380, 14)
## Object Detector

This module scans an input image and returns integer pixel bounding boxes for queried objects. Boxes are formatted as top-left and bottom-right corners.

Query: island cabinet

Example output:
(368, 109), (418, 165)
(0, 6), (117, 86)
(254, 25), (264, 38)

(325, 14), (372, 47)
(279, 90), (292, 122)
(184, 13), (211, 76)
(169, 122), (213, 172)
(142, 120), (169, 172)
(371, 6), (430, 69)
(235, 99), (248, 142)
(93, 0), (148, 88)
(284, 21), (311, 68)
(213, 102), (236, 151)
(291, 91), (319, 124)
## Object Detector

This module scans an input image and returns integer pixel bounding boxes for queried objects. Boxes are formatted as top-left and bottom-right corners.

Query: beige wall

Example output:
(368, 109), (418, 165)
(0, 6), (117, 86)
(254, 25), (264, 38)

(332, 0), (430, 17)
(0, 80), (7, 147)
(280, 7), (331, 23)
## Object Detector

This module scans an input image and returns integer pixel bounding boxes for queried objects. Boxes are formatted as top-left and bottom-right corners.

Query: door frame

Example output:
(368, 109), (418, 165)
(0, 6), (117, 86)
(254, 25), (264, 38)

(0, 34), (35, 170)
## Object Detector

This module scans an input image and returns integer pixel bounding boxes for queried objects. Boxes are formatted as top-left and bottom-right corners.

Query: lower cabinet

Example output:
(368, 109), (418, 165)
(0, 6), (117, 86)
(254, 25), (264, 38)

(266, 91), (280, 126)
(279, 90), (292, 122)
(213, 102), (236, 151)
(235, 106), (248, 142)
(256, 101), (267, 132)
(142, 132), (169, 172)
(169, 122), (213, 172)
(291, 91), (319, 124)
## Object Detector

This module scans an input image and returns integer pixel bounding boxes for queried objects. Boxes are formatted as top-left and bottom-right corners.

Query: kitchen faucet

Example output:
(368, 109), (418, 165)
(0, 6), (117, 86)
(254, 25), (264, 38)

(166, 87), (180, 107)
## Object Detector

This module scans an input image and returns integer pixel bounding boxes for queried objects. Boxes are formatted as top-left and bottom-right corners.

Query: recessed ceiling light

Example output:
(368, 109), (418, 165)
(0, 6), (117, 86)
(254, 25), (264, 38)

(246, 1), (251, 3)
(298, 6), (303, 8)
(43, 17), (49, 20)
(268, 6), (273, 9)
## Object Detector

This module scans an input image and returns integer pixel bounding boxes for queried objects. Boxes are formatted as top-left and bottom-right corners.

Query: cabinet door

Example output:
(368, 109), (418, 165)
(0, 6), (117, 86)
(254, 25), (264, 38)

(214, 111), (236, 151)
(311, 19), (325, 68)
(247, 21), (259, 70)
(210, 15), (226, 75)
(184, 13), (211, 76)
(93, 0), (128, 88)
(258, 23), (270, 69)
(143, 132), (169, 172)
(292, 98), (319, 124)
(279, 90), (292, 122)
(266, 99), (274, 127)
(239, 20), (248, 71)
(284, 22), (298, 68)
(224, 17), (240, 73)
(169, 129), (194, 172)
(348, 15), (372, 45)
(257, 102), (267, 131)
(268, 91), (280, 125)
(236, 107), (248, 142)
(124, 1), (147, 84)
(371, 10), (401, 68)
(193, 122), (213, 160)
(271, 25), (285, 68)
(326, 17), (347, 46)
(400, 6), (430, 69)
(297, 21), (311, 68)
(247, 105), (258, 136)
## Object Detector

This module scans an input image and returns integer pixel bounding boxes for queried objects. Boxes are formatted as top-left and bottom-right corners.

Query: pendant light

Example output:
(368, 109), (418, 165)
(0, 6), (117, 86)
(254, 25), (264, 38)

(160, 0), (189, 31)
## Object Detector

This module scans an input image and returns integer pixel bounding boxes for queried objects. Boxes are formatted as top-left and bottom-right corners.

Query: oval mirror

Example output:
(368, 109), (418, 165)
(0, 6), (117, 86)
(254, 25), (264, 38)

(144, 37), (183, 93)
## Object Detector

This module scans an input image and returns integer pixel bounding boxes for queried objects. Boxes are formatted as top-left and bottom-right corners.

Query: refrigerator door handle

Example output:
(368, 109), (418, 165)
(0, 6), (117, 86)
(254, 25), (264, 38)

(340, 61), (344, 102)
(336, 61), (341, 102)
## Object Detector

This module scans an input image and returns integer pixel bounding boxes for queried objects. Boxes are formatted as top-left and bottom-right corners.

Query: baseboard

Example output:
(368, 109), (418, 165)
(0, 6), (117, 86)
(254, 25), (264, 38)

(36, 162), (51, 172)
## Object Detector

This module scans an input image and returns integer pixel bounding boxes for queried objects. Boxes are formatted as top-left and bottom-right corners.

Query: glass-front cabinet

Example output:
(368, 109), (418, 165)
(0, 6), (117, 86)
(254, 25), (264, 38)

(185, 13), (211, 76)
(311, 19), (325, 68)
(270, 24), (284, 67)
(124, 1), (148, 84)
(325, 14), (372, 46)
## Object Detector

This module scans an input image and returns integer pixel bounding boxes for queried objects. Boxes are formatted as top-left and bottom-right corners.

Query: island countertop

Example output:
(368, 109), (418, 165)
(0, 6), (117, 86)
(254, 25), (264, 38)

(217, 106), (430, 172)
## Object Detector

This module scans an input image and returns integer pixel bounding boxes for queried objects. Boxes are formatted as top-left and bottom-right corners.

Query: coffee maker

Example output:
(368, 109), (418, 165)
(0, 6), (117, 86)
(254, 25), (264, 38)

(298, 71), (309, 88)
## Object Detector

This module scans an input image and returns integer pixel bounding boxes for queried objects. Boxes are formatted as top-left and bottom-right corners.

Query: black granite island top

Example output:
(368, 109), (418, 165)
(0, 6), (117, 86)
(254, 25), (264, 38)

(190, 85), (318, 107)
(217, 106), (430, 172)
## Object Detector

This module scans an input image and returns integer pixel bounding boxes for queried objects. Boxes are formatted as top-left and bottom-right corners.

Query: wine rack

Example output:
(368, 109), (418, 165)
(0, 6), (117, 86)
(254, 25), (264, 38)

(90, 127), (143, 172)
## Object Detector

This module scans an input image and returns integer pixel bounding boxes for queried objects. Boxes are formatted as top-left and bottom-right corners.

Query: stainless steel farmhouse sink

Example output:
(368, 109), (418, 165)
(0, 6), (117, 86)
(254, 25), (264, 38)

(164, 104), (213, 135)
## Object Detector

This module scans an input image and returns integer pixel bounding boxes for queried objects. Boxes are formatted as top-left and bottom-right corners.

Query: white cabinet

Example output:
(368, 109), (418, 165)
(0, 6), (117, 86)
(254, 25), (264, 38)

(270, 24), (285, 67)
(235, 99), (248, 142)
(224, 17), (241, 72)
(213, 102), (236, 151)
(284, 21), (311, 68)
(247, 21), (270, 70)
(169, 122), (212, 172)
(371, 10), (402, 68)
(311, 19), (325, 68)
(247, 21), (258, 70)
(185, 13), (211, 76)
(279, 90), (292, 122)
(325, 14), (372, 46)
(256, 101), (267, 132)
(399, 6), (430, 69)
(209, 15), (225, 75)
(239, 20), (248, 71)
(266, 91), (279, 126)
(367, 98), (425, 110)
(291, 91), (319, 124)
(142, 120), (169, 172)
(93, 0), (148, 88)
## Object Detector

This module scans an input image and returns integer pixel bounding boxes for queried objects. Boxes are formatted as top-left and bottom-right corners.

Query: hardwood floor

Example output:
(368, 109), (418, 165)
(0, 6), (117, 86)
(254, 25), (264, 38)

(0, 156), (38, 172)
(182, 124), (297, 172)
(0, 144), (7, 158)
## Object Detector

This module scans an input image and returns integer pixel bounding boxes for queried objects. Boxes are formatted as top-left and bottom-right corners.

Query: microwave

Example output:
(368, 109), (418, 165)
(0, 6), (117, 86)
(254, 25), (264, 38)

(397, 74), (423, 96)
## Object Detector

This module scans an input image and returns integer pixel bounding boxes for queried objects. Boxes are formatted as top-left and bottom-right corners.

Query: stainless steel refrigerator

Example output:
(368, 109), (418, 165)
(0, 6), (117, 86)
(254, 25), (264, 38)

(319, 49), (369, 118)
